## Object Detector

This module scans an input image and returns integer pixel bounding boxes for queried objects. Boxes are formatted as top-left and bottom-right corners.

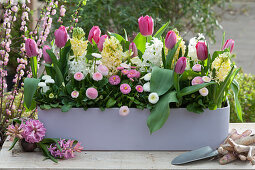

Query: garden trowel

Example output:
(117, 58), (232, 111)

(171, 146), (219, 165)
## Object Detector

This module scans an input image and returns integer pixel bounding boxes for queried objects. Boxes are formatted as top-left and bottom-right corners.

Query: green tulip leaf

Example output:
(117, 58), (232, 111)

(24, 78), (40, 110)
(231, 79), (243, 122)
(154, 22), (170, 39)
(133, 33), (146, 53)
(147, 91), (178, 134)
(151, 67), (174, 96)
(179, 82), (216, 97)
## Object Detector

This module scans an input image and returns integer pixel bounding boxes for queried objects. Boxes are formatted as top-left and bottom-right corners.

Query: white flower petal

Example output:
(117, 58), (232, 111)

(38, 82), (46, 87)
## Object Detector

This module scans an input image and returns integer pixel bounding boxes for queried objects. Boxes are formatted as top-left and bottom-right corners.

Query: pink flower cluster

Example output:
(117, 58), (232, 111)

(6, 119), (46, 144)
(22, 119), (46, 143)
(48, 139), (83, 159)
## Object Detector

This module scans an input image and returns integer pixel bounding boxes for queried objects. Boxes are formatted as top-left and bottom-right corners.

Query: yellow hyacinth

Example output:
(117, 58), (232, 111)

(70, 38), (88, 57)
(211, 53), (231, 82)
(101, 36), (123, 75)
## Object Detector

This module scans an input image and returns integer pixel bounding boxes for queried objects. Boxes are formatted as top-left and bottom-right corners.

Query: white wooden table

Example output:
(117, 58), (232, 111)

(0, 123), (254, 169)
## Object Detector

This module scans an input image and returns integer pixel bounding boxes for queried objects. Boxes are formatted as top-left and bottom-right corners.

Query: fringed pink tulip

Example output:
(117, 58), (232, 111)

(25, 39), (39, 57)
(42, 45), (52, 64)
(138, 15), (154, 36)
(98, 34), (107, 52)
(88, 26), (101, 44)
(196, 42), (208, 61)
(129, 42), (138, 58)
(54, 26), (68, 48)
(175, 57), (186, 74)
(165, 30), (177, 50)
(222, 39), (235, 53)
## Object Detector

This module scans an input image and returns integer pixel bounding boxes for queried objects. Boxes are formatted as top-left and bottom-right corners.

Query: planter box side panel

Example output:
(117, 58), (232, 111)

(38, 107), (229, 150)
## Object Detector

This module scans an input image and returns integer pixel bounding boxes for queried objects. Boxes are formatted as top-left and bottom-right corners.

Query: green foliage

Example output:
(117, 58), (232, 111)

(228, 72), (255, 122)
(54, 0), (226, 41)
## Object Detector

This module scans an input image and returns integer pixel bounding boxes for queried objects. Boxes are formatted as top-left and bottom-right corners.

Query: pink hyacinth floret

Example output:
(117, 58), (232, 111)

(48, 139), (83, 159)
(22, 119), (46, 143)
(109, 75), (121, 85)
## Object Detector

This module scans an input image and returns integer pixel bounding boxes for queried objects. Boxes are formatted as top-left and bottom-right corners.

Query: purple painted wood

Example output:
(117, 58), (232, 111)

(38, 106), (229, 150)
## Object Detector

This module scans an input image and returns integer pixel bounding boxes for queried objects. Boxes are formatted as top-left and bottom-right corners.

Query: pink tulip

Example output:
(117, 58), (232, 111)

(42, 45), (52, 64)
(175, 57), (186, 74)
(88, 26), (101, 44)
(25, 39), (39, 58)
(196, 42), (208, 61)
(98, 34), (107, 52)
(54, 26), (68, 48)
(222, 39), (234, 53)
(138, 15), (154, 36)
(129, 42), (138, 58)
(165, 30), (177, 50)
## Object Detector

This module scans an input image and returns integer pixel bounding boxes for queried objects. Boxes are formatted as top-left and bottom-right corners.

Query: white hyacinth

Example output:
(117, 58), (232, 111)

(148, 92), (159, 104)
(142, 37), (163, 70)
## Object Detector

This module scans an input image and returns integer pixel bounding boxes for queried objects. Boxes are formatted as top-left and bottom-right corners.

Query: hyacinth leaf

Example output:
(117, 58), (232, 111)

(124, 29), (128, 41)
(41, 138), (62, 151)
(231, 80), (243, 122)
(24, 78), (40, 110)
(179, 82), (216, 97)
(165, 39), (181, 69)
(46, 49), (64, 86)
(38, 142), (58, 163)
(154, 21), (170, 39)
(162, 47), (166, 68)
(221, 32), (226, 49)
(59, 40), (71, 76)
(147, 91), (178, 134)
(8, 137), (19, 151)
(215, 67), (235, 105)
(150, 67), (174, 96)
(133, 33), (146, 53)
(108, 32), (125, 43)
(30, 56), (38, 78)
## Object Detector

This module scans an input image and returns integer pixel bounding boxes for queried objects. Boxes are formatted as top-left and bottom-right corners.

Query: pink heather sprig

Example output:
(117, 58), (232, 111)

(48, 139), (83, 159)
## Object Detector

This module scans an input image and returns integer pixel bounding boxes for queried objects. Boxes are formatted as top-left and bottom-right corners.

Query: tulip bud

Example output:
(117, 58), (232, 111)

(175, 57), (186, 74)
(196, 42), (208, 61)
(138, 15), (154, 36)
(129, 42), (138, 58)
(222, 39), (234, 53)
(88, 26), (101, 44)
(25, 38), (39, 58)
(165, 30), (177, 50)
(54, 26), (68, 48)
(98, 34), (108, 52)
(43, 45), (52, 64)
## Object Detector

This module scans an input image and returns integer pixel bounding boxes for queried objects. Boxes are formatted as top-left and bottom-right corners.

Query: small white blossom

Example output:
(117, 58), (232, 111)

(199, 87), (209, 97)
(92, 53), (102, 59)
(148, 93), (159, 104)
(120, 63), (130, 69)
(38, 82), (46, 87)
(143, 73), (151, 81)
(45, 78), (55, 84)
(42, 75), (52, 80)
(143, 82), (150, 92)
(202, 76), (211, 83)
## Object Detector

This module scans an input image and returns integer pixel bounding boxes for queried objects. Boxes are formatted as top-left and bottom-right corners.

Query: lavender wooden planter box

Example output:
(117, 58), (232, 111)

(38, 106), (229, 151)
